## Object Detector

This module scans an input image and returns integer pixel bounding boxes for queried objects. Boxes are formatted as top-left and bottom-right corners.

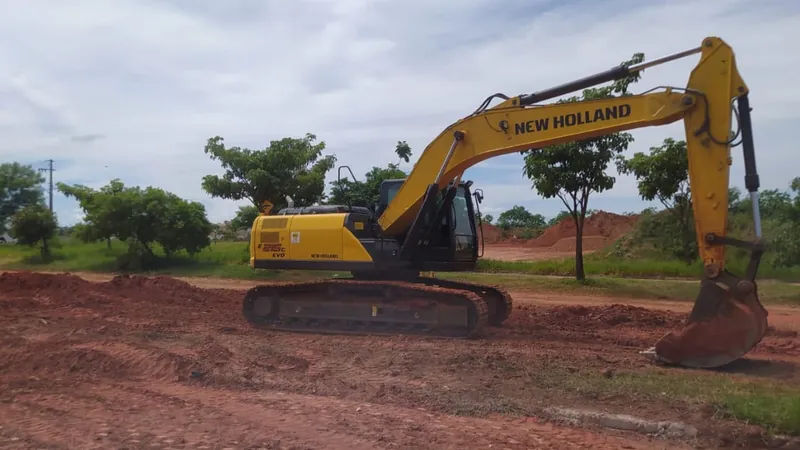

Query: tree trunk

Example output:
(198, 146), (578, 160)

(574, 219), (585, 281)
(107, 237), (112, 249)
(41, 238), (50, 258)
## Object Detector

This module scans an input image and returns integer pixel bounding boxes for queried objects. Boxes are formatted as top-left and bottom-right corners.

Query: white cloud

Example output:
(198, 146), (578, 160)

(0, 0), (798, 225)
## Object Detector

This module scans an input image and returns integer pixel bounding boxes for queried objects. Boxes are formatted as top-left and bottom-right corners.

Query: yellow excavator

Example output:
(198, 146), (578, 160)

(244, 36), (769, 369)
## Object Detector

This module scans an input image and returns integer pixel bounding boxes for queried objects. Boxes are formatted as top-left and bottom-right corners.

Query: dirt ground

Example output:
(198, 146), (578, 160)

(1, 271), (798, 449)
(481, 244), (579, 261)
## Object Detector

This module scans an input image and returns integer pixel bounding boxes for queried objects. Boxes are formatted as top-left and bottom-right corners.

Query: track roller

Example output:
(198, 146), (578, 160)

(409, 276), (513, 326)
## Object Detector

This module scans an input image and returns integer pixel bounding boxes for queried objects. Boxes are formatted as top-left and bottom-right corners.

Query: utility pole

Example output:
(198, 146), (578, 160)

(38, 159), (54, 212)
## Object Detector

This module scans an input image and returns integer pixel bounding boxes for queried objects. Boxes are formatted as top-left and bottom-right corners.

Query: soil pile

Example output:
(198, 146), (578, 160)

(0, 271), (104, 310)
(508, 303), (685, 335)
(0, 271), (242, 324)
(528, 211), (638, 250)
(542, 304), (684, 329)
(477, 223), (504, 244)
(480, 211), (639, 252)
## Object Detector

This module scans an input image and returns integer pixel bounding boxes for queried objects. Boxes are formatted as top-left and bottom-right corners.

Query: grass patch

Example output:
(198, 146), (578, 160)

(443, 272), (800, 305)
(476, 256), (800, 282)
(2, 239), (800, 305)
(527, 365), (800, 436)
(722, 389), (800, 435)
(0, 239), (345, 281)
(443, 351), (800, 435)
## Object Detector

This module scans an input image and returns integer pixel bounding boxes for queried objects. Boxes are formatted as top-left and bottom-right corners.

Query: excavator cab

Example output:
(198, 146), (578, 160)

(377, 178), (480, 266)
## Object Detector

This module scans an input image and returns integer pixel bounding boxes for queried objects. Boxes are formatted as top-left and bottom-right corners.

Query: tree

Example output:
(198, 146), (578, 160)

(616, 137), (696, 262)
(757, 178), (800, 267)
(10, 204), (57, 257)
(201, 134), (337, 212)
(496, 205), (546, 230)
(522, 52), (644, 281)
(329, 163), (407, 207)
(733, 188), (793, 222)
(395, 140), (412, 163)
(230, 204), (260, 231)
(72, 222), (101, 244)
(0, 162), (46, 234)
(482, 213), (494, 224)
(58, 180), (125, 248)
(58, 180), (213, 267)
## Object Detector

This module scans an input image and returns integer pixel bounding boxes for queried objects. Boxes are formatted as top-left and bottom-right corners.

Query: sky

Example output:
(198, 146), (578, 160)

(1, 0), (799, 226)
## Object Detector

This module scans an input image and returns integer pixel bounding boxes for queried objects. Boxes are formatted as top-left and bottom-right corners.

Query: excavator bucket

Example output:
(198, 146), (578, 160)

(653, 270), (769, 369)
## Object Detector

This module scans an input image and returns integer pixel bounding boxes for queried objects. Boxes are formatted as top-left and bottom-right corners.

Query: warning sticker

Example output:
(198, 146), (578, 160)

(290, 231), (300, 244)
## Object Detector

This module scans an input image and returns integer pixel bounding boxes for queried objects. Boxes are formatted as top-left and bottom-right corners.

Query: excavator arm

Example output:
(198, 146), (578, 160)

(378, 36), (768, 368)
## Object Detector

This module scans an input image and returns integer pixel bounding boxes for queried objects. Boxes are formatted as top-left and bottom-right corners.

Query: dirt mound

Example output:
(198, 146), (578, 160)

(532, 304), (684, 330)
(101, 274), (225, 307)
(0, 341), (197, 381)
(501, 303), (686, 347)
(480, 211), (640, 255)
(0, 271), (91, 294)
(477, 223), (504, 244)
(544, 304), (683, 328)
(0, 271), (243, 334)
(527, 211), (638, 248)
(0, 271), (112, 310)
(548, 236), (615, 252)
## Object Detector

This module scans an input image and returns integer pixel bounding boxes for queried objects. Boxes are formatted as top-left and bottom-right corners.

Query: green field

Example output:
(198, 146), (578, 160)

(477, 252), (800, 282)
(3, 238), (800, 306)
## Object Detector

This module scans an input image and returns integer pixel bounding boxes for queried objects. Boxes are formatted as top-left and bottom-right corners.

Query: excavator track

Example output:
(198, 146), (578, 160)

(242, 279), (489, 338)
(409, 276), (513, 326)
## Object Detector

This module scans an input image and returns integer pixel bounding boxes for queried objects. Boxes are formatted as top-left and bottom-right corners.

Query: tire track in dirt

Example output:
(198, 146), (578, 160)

(0, 379), (678, 450)
(122, 381), (683, 450)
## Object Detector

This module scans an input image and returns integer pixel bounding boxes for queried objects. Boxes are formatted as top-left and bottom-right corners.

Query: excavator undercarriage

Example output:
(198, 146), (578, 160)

(242, 277), (512, 338)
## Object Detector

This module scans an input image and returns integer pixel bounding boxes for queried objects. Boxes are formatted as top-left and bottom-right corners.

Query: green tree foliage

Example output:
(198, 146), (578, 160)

(617, 137), (696, 262)
(734, 188), (795, 222)
(522, 52), (645, 280)
(742, 178), (800, 268)
(617, 177), (800, 269)
(395, 140), (412, 163)
(10, 204), (57, 257)
(482, 213), (494, 224)
(0, 162), (46, 234)
(58, 180), (124, 248)
(58, 180), (213, 267)
(496, 205), (545, 230)
(201, 134), (337, 212)
(329, 163), (407, 207)
(71, 222), (101, 244)
(230, 204), (260, 231)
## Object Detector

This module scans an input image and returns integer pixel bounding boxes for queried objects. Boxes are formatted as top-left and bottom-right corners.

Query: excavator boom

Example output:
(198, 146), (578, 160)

(247, 37), (768, 369)
(372, 37), (768, 368)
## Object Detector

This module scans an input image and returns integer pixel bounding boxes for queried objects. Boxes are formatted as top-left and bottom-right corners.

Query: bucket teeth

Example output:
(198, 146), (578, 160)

(653, 270), (769, 369)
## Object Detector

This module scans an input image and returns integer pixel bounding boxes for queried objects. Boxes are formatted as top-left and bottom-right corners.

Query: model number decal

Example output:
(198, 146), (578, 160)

(259, 243), (287, 258)
(260, 244), (285, 252)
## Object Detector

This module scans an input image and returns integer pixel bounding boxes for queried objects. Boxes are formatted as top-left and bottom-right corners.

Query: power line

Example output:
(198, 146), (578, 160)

(38, 159), (54, 212)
